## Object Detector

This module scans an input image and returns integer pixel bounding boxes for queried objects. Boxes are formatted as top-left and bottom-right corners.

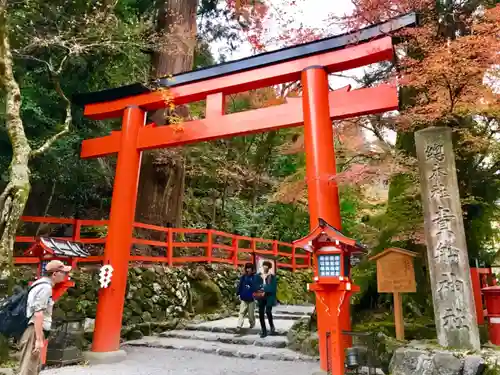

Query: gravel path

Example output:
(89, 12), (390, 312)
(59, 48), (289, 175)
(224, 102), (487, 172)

(41, 347), (320, 375)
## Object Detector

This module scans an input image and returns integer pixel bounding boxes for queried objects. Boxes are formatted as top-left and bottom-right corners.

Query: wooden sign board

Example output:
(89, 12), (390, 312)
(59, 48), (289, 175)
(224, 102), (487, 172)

(370, 248), (417, 293)
(370, 248), (418, 341)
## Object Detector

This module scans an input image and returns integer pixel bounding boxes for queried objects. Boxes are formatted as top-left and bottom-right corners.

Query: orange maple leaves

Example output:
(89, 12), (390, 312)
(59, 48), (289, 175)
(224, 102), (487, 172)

(396, 6), (500, 127)
(340, 1), (500, 130)
(339, 0), (434, 29)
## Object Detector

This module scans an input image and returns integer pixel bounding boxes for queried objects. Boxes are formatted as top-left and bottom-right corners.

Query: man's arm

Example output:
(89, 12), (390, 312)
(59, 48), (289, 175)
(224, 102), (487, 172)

(31, 285), (51, 346)
(33, 311), (45, 342)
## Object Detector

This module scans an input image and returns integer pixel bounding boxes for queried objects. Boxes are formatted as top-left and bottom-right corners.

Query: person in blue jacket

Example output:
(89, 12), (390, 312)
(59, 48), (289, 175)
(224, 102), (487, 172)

(236, 263), (257, 333)
(255, 261), (277, 338)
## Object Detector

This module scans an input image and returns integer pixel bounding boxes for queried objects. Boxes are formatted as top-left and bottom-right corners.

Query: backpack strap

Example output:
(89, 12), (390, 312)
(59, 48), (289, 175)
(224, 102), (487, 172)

(26, 281), (52, 300)
(27, 281), (51, 293)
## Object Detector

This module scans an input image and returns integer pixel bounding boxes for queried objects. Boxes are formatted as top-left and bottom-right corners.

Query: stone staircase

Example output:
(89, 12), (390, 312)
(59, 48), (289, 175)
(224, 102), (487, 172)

(125, 305), (318, 362)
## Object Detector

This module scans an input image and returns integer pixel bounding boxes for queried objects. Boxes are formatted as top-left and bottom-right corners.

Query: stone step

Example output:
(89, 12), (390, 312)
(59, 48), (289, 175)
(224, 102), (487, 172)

(272, 305), (315, 316)
(236, 304), (314, 316)
(249, 305), (314, 315)
(185, 316), (297, 336)
(160, 329), (288, 348)
(184, 324), (286, 336)
(232, 312), (309, 321)
(125, 336), (318, 362)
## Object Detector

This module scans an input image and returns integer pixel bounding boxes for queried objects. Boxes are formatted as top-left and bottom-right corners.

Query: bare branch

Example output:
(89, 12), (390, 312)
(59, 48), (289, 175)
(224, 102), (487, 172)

(12, 52), (53, 70)
(30, 72), (71, 158)
(358, 119), (396, 150)
(55, 53), (70, 75)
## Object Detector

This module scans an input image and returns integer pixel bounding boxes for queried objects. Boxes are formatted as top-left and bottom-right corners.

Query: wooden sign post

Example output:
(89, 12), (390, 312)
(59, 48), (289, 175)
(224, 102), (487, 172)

(370, 248), (418, 341)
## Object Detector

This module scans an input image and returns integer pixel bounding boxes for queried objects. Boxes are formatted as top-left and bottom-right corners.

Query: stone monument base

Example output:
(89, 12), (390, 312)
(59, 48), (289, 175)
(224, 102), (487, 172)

(390, 341), (494, 375)
(83, 349), (127, 364)
(46, 345), (83, 366)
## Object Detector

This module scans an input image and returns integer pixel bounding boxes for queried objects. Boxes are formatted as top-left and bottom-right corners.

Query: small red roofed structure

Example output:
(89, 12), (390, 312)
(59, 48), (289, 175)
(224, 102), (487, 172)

(26, 237), (90, 301)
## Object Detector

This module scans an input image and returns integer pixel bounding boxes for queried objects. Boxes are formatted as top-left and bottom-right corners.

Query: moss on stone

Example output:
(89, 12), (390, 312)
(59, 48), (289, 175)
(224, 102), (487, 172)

(126, 330), (144, 340)
(485, 363), (500, 375)
(276, 269), (314, 305)
(352, 318), (436, 341)
(189, 266), (224, 313)
(287, 317), (319, 356)
(373, 333), (406, 374)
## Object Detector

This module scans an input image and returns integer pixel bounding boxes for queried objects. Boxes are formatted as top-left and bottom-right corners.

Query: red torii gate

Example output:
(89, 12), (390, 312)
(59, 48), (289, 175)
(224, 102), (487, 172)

(74, 12), (416, 369)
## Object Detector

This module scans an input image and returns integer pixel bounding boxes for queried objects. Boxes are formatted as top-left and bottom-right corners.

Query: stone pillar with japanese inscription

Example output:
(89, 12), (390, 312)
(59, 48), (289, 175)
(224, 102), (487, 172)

(415, 127), (480, 350)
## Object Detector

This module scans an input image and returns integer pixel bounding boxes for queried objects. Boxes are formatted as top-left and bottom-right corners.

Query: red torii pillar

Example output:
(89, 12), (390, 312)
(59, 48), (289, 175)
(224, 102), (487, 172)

(74, 14), (416, 362)
(302, 66), (342, 231)
(302, 66), (354, 367)
(91, 106), (145, 353)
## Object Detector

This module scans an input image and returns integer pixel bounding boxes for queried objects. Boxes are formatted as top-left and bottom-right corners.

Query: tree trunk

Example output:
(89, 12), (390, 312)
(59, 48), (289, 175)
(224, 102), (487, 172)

(0, 0), (32, 294)
(135, 0), (198, 229)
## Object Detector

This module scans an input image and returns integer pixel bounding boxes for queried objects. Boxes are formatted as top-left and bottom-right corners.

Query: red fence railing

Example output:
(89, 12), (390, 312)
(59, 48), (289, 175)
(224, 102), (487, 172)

(14, 216), (312, 271)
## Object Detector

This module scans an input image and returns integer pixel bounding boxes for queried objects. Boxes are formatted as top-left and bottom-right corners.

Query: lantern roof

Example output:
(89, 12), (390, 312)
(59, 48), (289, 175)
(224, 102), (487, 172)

(25, 237), (90, 258)
(293, 218), (366, 253)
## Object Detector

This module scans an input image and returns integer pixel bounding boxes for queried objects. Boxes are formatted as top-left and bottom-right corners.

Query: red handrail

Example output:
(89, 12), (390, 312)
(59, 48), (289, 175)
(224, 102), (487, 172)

(14, 216), (311, 271)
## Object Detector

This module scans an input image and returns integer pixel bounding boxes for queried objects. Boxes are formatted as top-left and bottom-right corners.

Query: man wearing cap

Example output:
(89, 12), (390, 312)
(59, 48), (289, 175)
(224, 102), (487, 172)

(18, 260), (71, 375)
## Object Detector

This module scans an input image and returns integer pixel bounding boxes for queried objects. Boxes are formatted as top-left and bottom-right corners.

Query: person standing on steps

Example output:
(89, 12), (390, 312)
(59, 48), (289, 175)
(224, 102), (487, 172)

(255, 260), (277, 338)
(236, 263), (257, 334)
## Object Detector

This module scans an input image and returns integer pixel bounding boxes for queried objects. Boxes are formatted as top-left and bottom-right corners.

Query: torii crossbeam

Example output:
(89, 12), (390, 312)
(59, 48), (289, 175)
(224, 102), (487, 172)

(74, 12), (417, 370)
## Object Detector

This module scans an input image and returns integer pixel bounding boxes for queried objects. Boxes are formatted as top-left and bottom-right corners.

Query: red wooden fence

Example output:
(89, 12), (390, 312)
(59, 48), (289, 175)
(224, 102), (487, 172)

(14, 216), (312, 271)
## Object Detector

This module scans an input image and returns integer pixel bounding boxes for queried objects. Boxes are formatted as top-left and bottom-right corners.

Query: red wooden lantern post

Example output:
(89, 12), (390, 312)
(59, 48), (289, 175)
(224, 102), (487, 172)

(73, 13), (417, 362)
(294, 220), (365, 374)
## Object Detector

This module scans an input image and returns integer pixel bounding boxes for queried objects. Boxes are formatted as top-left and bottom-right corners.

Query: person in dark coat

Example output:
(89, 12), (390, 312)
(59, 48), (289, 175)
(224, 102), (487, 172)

(255, 260), (277, 338)
(236, 263), (258, 333)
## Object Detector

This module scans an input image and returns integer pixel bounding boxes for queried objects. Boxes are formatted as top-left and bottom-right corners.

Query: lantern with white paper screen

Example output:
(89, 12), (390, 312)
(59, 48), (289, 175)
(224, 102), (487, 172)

(318, 254), (341, 277)
(317, 246), (342, 277)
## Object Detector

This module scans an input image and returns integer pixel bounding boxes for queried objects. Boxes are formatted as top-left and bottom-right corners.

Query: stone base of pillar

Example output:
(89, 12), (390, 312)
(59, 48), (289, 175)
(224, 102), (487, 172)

(83, 349), (127, 364)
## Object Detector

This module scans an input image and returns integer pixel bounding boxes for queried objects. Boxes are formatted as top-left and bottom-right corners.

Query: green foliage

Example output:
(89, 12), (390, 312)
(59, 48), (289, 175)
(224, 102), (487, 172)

(0, 335), (9, 366)
(276, 269), (314, 304)
(0, 0), (153, 220)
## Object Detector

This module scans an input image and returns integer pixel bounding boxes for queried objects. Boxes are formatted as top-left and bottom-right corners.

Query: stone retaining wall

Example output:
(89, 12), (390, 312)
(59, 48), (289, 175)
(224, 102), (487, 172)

(12, 265), (313, 328)
(0, 265), (313, 366)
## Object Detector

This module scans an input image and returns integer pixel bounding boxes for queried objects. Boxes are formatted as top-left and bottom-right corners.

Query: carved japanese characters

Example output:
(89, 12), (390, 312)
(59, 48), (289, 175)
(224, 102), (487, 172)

(415, 127), (480, 350)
